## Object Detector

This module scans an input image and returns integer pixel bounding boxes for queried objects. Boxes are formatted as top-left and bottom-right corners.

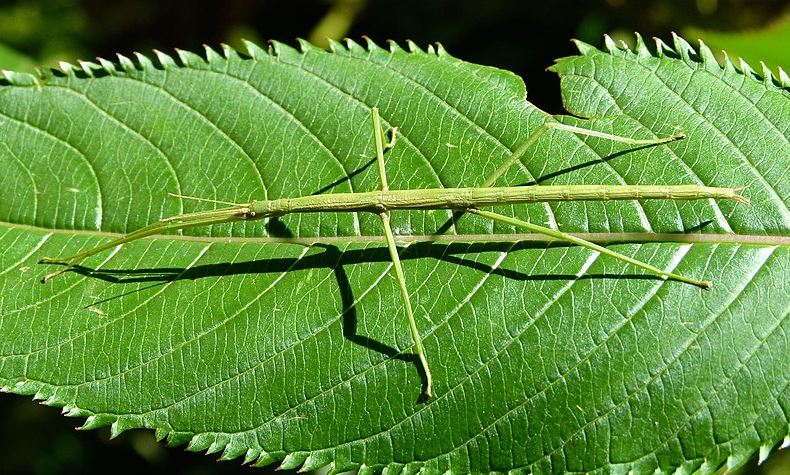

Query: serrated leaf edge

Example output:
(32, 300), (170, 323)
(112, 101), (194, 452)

(0, 37), (454, 88)
(5, 350), (789, 474)
(567, 32), (790, 91)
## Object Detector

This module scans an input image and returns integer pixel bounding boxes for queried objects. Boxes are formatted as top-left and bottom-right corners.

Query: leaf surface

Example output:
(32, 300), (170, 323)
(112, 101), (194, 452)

(0, 35), (788, 474)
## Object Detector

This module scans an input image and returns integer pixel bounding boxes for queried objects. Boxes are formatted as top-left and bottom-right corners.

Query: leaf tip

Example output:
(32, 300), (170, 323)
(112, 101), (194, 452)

(13, 379), (40, 395)
(776, 66), (790, 86)
(0, 69), (39, 87)
(154, 427), (168, 442)
(79, 413), (116, 431)
(279, 451), (309, 471)
(218, 440), (248, 462)
(241, 39), (266, 59)
(361, 36), (378, 53)
(77, 60), (100, 77)
(202, 44), (223, 64)
(153, 49), (177, 69)
(603, 34), (619, 53)
(133, 51), (156, 70)
(296, 37), (318, 54)
(653, 36), (673, 57)
(96, 56), (120, 75)
(326, 38), (344, 53)
(696, 39), (720, 71)
(206, 437), (230, 455)
(116, 53), (137, 72)
(58, 60), (78, 76)
(165, 431), (194, 447)
(220, 43), (238, 59)
(252, 450), (278, 467)
(109, 417), (132, 439)
(357, 463), (377, 475)
(758, 444), (774, 465)
(300, 451), (332, 472)
(62, 405), (89, 418)
(186, 432), (214, 452)
(343, 37), (366, 53)
(386, 39), (404, 53)
(434, 42), (448, 56)
(671, 31), (696, 61)
(571, 38), (598, 56)
(633, 32), (651, 58)
(759, 61), (777, 85)
(406, 39), (424, 53)
(241, 448), (260, 465)
(738, 57), (756, 76)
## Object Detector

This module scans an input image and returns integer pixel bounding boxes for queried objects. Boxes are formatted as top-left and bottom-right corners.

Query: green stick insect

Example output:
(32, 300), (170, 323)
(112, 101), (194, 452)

(41, 108), (747, 399)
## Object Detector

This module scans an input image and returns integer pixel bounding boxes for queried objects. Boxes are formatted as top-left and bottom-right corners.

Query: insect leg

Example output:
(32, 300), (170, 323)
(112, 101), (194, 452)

(468, 208), (712, 289)
(475, 120), (700, 287)
(480, 120), (685, 188)
(40, 205), (252, 282)
(371, 107), (433, 398)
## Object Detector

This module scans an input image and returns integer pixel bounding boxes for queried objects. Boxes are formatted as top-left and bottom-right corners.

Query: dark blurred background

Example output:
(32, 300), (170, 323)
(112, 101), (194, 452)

(1, 0), (788, 473)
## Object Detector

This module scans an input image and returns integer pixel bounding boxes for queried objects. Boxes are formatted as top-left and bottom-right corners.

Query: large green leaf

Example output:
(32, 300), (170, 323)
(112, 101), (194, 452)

(0, 34), (787, 473)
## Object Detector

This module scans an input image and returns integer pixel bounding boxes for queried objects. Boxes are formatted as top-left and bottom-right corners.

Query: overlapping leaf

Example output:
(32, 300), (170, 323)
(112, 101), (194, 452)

(0, 35), (787, 473)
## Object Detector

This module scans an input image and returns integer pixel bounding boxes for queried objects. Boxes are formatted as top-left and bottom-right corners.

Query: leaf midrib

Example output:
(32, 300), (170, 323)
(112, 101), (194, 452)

(6, 221), (788, 246)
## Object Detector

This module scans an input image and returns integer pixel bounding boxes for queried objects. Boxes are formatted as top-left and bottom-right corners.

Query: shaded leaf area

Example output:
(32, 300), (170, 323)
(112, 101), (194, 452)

(0, 36), (788, 474)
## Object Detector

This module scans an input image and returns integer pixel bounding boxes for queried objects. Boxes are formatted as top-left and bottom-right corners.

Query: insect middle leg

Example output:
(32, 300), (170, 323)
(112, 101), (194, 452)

(471, 118), (710, 287)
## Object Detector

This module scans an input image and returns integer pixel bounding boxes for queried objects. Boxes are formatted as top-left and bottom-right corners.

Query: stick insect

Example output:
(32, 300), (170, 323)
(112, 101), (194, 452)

(41, 108), (747, 399)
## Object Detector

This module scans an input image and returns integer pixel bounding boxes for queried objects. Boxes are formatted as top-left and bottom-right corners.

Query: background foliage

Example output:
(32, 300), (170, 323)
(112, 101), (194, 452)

(0, 1), (788, 474)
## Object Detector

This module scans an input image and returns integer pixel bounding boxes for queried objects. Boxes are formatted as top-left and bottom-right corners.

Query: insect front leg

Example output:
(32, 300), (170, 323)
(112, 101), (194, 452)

(371, 107), (433, 398)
